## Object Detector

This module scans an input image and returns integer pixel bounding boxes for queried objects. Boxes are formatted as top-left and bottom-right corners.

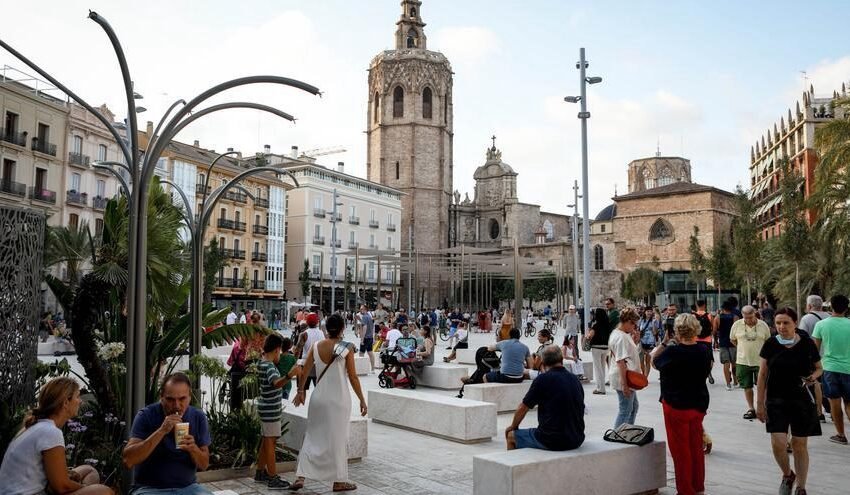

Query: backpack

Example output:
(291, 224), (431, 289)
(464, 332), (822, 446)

(694, 312), (712, 339)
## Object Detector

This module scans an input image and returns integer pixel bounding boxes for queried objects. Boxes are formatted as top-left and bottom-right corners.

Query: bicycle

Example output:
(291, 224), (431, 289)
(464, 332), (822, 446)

(439, 326), (450, 341)
(542, 319), (558, 338)
(524, 320), (537, 338)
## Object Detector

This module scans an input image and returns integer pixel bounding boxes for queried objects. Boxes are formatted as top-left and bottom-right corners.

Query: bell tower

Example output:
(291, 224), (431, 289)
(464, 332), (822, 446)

(366, 0), (453, 306)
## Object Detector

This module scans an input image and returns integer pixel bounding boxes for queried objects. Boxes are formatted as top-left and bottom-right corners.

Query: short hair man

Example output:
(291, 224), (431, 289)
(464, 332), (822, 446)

(357, 305), (376, 370)
(485, 328), (533, 383)
(506, 346), (585, 451)
(813, 294), (850, 445)
(799, 294), (832, 420)
(123, 372), (212, 494)
(605, 298), (620, 333)
(730, 305), (771, 420)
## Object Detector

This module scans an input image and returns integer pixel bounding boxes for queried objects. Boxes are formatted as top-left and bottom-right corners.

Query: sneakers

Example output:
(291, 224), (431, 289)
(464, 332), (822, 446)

(254, 470), (271, 483)
(267, 475), (291, 490)
(795, 488), (807, 495)
(743, 409), (756, 420)
(819, 414), (827, 423)
(779, 471), (796, 495)
(726, 383), (733, 391)
(592, 390), (606, 395)
(708, 374), (715, 385)
(828, 434), (848, 445)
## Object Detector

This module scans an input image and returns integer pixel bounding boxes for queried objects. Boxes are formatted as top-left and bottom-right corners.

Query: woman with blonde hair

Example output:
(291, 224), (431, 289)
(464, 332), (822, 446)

(498, 308), (514, 342)
(0, 377), (113, 494)
(651, 313), (713, 495)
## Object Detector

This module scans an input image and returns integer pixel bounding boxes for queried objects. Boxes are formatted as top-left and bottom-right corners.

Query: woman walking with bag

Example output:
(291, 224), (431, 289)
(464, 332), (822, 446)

(291, 314), (368, 492)
(608, 308), (642, 427)
(652, 313), (713, 495)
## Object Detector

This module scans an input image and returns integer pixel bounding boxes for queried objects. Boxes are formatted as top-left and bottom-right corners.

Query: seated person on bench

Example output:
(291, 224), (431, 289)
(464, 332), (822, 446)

(443, 322), (470, 363)
(506, 346), (585, 451)
(484, 328), (532, 383)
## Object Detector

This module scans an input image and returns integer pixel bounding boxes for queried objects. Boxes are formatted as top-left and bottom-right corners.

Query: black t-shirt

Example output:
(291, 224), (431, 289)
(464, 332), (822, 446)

(759, 331), (820, 402)
(522, 367), (585, 450)
(654, 342), (712, 412)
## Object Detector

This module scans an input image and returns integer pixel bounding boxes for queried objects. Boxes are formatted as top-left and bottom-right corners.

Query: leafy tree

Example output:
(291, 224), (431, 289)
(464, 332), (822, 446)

(687, 226), (707, 298)
(491, 278), (515, 306)
(203, 238), (228, 303)
(524, 274), (557, 305)
(299, 260), (312, 303)
(241, 271), (251, 294)
(706, 239), (737, 298)
(730, 186), (762, 304)
(622, 267), (660, 304)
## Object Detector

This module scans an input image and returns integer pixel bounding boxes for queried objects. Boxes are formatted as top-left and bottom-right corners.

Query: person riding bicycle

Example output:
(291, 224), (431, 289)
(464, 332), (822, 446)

(447, 308), (462, 348)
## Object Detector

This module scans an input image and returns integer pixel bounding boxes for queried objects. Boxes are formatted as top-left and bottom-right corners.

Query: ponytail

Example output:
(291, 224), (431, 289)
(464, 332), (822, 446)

(23, 377), (79, 430)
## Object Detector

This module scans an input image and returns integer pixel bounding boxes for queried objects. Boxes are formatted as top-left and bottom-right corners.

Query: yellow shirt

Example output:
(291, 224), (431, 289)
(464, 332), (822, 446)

(730, 319), (771, 366)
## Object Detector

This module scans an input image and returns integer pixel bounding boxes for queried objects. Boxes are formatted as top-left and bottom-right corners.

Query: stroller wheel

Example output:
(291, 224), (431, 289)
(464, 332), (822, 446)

(378, 374), (389, 388)
(408, 376), (416, 389)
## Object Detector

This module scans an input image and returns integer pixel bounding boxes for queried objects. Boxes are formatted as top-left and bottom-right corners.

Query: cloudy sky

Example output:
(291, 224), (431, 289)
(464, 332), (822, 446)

(3, 0), (849, 217)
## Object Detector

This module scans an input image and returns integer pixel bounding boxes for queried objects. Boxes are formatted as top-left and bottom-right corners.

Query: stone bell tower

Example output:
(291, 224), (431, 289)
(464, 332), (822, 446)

(366, 0), (453, 306)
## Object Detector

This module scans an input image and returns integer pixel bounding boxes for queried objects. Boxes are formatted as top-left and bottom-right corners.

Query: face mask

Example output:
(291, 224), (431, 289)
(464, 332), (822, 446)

(776, 334), (796, 345)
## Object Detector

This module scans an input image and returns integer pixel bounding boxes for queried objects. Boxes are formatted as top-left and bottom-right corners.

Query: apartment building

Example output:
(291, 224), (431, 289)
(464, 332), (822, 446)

(267, 149), (403, 312)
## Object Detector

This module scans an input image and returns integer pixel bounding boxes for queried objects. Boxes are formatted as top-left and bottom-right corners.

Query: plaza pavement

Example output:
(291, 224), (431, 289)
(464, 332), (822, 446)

(40, 327), (847, 494)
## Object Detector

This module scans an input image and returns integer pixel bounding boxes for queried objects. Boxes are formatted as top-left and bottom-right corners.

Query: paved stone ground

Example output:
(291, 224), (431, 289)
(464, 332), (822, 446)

(41, 325), (848, 494)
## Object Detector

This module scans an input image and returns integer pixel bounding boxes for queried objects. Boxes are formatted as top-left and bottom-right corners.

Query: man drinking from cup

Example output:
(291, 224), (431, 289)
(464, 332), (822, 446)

(123, 372), (213, 494)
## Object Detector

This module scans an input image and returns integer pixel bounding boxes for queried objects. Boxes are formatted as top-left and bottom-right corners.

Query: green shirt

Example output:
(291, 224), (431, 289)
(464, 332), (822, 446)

(276, 353), (297, 396)
(607, 309), (620, 332)
(257, 359), (282, 422)
(813, 316), (850, 374)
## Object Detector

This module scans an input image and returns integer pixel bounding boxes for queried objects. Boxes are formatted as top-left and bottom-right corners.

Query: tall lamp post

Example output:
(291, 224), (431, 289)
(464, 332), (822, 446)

(330, 188), (342, 313)
(565, 47), (602, 330)
(568, 180), (581, 309)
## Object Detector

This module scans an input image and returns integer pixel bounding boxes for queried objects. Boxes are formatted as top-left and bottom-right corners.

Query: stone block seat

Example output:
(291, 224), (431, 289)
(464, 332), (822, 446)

(417, 363), (468, 389)
(463, 381), (531, 413)
(354, 355), (371, 376)
(279, 405), (368, 461)
(473, 439), (667, 495)
(368, 388), (496, 444)
(455, 347), (477, 364)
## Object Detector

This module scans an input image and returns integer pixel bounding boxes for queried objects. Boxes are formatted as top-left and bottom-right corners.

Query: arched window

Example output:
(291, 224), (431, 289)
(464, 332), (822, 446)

(658, 168), (674, 186)
(543, 220), (554, 240)
(407, 28), (418, 48)
(395, 161), (400, 180)
(593, 245), (604, 270)
(649, 218), (674, 243)
(393, 86), (404, 118)
(422, 87), (432, 119)
(489, 219), (500, 239)
(410, 7), (416, 17)
(443, 94), (448, 124)
(373, 92), (380, 123)
(641, 167), (654, 190)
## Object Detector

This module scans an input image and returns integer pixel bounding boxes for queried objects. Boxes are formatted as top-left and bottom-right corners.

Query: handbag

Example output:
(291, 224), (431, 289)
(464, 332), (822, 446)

(626, 369), (648, 390)
(603, 423), (654, 446)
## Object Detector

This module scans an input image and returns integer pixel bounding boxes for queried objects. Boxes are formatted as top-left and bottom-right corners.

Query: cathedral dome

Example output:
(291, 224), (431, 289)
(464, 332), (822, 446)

(473, 144), (516, 179)
(595, 203), (617, 221)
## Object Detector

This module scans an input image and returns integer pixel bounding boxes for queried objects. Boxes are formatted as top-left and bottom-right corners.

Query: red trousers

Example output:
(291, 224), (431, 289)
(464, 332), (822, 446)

(662, 401), (706, 495)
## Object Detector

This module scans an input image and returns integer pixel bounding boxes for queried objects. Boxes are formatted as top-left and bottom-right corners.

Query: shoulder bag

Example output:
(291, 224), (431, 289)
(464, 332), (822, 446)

(626, 369), (648, 390)
(314, 341), (351, 386)
(603, 423), (654, 446)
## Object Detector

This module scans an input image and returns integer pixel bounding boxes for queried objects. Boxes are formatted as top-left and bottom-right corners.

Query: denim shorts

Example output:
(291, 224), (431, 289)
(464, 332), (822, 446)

(823, 371), (850, 401)
(514, 428), (548, 450)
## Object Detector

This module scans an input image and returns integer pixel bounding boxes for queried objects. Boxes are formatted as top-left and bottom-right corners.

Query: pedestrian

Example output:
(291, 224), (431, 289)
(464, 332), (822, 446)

(356, 305), (376, 371)
(226, 336), (249, 411)
(561, 305), (581, 361)
(652, 313), (712, 495)
(609, 307), (642, 427)
(693, 300), (715, 385)
(756, 307), (822, 495)
(761, 301), (776, 333)
(812, 294), (850, 445)
(226, 305), (238, 325)
(712, 300), (739, 391)
(498, 308), (514, 342)
(799, 294), (831, 422)
(730, 305), (771, 420)
(585, 308), (612, 395)
(638, 307), (661, 377)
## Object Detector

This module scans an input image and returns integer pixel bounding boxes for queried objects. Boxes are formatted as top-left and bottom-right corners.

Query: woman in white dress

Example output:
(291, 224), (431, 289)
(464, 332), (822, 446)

(291, 313), (367, 492)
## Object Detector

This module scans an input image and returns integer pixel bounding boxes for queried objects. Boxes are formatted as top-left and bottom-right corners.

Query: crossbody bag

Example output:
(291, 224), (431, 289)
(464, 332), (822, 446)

(314, 341), (349, 386)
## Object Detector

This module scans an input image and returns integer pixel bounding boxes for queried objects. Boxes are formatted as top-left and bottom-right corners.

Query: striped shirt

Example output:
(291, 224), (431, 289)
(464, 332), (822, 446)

(257, 359), (282, 423)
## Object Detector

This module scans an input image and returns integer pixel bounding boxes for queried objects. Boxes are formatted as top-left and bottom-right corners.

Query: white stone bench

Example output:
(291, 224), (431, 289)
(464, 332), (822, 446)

(464, 381), (531, 413)
(368, 388), (496, 444)
(456, 347), (477, 364)
(354, 355), (371, 376)
(279, 405), (367, 461)
(416, 363), (468, 389)
(473, 439), (667, 495)
(562, 360), (593, 382)
(37, 336), (75, 356)
(212, 491), (239, 495)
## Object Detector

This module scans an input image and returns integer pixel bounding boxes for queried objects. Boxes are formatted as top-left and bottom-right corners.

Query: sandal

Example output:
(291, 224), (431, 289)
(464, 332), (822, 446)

(333, 481), (357, 492)
(289, 478), (305, 491)
(743, 409), (756, 420)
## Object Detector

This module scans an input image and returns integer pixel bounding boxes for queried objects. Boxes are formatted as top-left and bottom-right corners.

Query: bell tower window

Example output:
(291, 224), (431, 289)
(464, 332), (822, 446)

(393, 86), (404, 118)
(407, 29), (418, 48)
(422, 88), (432, 119)
(373, 92), (380, 123)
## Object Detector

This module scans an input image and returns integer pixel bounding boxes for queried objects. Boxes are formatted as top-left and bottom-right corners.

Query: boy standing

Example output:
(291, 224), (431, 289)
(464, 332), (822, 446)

(275, 337), (297, 400)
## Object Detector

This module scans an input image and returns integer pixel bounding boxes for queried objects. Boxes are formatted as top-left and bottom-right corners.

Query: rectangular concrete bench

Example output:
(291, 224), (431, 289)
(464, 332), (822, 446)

(563, 360), (593, 382)
(354, 355), (371, 376)
(456, 347), (477, 364)
(279, 406), (367, 461)
(464, 381), (531, 413)
(368, 388), (496, 443)
(473, 439), (667, 495)
(417, 363), (468, 389)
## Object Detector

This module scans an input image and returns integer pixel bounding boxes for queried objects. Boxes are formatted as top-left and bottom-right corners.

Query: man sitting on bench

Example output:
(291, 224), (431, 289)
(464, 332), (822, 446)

(505, 346), (585, 451)
(484, 328), (532, 383)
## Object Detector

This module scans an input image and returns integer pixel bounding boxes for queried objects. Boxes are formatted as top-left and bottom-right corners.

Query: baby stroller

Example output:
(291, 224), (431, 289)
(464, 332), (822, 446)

(378, 337), (418, 389)
(456, 347), (501, 398)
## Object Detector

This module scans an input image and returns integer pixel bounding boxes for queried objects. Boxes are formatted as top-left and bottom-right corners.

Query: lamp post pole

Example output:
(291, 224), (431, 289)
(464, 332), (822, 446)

(578, 48), (592, 331)
(330, 188), (339, 313)
(570, 181), (581, 309)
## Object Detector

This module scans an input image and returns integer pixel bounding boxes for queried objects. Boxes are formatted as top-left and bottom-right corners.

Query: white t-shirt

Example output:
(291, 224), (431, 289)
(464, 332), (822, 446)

(607, 329), (641, 391)
(456, 327), (468, 343)
(239, 314), (247, 324)
(226, 311), (237, 325)
(386, 329), (403, 349)
(0, 419), (65, 494)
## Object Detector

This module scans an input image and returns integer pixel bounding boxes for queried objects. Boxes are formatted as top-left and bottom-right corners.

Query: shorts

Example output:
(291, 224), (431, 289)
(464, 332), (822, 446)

(514, 428), (548, 450)
(359, 337), (374, 353)
(261, 420), (281, 437)
(736, 364), (759, 389)
(719, 346), (736, 364)
(641, 343), (654, 351)
(453, 341), (469, 351)
(823, 371), (850, 401)
(485, 370), (524, 383)
(765, 399), (822, 437)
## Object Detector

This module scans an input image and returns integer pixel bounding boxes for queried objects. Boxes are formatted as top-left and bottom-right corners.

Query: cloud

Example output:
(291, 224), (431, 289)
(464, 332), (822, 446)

(431, 26), (500, 67)
(785, 56), (850, 102)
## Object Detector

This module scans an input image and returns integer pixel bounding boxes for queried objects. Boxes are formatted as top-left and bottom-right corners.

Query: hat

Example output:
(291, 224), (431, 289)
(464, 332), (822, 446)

(306, 313), (319, 327)
(569, 305), (576, 310)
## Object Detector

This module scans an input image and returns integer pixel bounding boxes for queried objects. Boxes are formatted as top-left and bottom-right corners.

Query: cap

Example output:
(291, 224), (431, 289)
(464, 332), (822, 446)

(306, 313), (319, 327)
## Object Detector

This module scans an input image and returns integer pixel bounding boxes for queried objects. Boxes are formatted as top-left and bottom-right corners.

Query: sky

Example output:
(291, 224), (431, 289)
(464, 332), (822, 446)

(3, 0), (850, 218)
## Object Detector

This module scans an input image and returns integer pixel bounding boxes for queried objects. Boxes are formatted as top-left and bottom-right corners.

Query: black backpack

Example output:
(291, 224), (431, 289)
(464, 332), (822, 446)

(694, 312), (712, 339)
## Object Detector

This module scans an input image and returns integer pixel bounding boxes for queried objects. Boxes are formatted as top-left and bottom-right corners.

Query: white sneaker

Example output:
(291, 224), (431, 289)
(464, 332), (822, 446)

(726, 383), (733, 391)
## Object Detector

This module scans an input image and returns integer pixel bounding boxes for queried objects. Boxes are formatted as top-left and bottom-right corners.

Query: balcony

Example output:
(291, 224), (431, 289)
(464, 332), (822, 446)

(255, 197), (269, 209)
(330, 238), (342, 248)
(0, 179), (26, 197)
(252, 280), (266, 290)
(252, 251), (267, 262)
(66, 190), (88, 207)
(68, 152), (90, 168)
(92, 196), (108, 210)
(216, 278), (235, 289)
(29, 186), (57, 204)
(223, 190), (248, 203)
(218, 248), (245, 260)
(217, 218), (246, 232)
(0, 128), (27, 147)
(348, 216), (360, 225)
(369, 220), (379, 228)
(195, 183), (211, 195)
(313, 208), (326, 218)
(312, 236), (325, 245)
(386, 223), (396, 232)
(253, 224), (269, 235)
(348, 241), (359, 249)
(31, 138), (57, 157)
(369, 243), (378, 250)
(330, 212), (342, 222)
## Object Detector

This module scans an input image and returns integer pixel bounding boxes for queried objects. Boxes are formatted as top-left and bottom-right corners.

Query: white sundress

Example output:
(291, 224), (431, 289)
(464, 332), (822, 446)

(296, 341), (353, 481)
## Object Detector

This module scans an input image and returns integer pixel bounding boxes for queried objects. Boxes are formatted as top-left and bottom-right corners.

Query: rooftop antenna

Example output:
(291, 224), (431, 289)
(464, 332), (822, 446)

(656, 137), (661, 157)
(800, 70), (809, 93)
